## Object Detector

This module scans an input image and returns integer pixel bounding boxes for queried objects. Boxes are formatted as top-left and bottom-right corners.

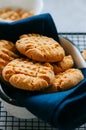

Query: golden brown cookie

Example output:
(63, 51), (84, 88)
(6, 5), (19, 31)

(0, 40), (19, 78)
(82, 50), (86, 61)
(16, 34), (65, 62)
(52, 68), (84, 91)
(0, 40), (16, 50)
(0, 8), (34, 21)
(2, 58), (55, 91)
(53, 55), (74, 74)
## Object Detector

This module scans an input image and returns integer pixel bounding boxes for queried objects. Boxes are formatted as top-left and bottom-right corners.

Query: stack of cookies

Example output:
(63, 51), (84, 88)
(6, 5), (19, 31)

(0, 8), (34, 21)
(0, 34), (84, 93)
(0, 40), (19, 78)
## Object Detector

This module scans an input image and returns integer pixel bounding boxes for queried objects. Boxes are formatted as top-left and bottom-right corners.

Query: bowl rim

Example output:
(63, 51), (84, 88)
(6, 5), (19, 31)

(0, 84), (22, 106)
(0, 36), (86, 107)
(0, 0), (44, 23)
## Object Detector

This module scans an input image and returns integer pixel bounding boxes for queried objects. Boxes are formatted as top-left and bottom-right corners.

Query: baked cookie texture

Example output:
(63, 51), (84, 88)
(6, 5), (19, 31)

(52, 68), (84, 91)
(52, 55), (74, 74)
(40, 68), (84, 93)
(2, 58), (55, 91)
(16, 34), (65, 62)
(82, 50), (86, 61)
(0, 34), (84, 92)
(0, 8), (34, 21)
(0, 40), (19, 78)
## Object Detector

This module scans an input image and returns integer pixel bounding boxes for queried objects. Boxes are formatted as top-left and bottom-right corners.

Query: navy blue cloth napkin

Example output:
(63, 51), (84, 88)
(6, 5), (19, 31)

(0, 13), (86, 130)
(15, 68), (86, 130)
(0, 13), (59, 42)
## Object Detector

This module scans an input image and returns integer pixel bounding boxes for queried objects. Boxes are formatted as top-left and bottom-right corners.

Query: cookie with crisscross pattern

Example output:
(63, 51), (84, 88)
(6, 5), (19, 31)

(2, 58), (55, 91)
(0, 40), (19, 78)
(16, 34), (65, 62)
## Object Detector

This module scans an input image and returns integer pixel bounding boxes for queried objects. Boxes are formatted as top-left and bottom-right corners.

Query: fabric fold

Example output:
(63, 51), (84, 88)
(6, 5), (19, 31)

(21, 68), (86, 130)
(0, 13), (86, 130)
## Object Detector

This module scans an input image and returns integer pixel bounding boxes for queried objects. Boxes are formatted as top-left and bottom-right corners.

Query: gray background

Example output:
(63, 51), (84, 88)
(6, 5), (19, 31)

(42, 0), (86, 32)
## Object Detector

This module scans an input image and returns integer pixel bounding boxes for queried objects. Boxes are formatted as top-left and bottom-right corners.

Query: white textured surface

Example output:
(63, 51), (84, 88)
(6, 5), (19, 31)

(42, 0), (86, 32)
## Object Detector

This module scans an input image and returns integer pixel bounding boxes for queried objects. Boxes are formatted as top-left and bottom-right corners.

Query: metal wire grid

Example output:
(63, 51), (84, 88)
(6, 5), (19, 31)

(0, 100), (57, 130)
(0, 33), (86, 130)
(59, 33), (86, 51)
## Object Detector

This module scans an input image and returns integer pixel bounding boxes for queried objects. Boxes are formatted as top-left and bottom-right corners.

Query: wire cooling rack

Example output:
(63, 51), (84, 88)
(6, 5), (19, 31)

(0, 33), (86, 130)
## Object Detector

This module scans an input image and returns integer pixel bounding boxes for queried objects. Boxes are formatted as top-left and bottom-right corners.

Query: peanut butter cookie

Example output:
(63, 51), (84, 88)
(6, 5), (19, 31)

(0, 8), (34, 21)
(0, 40), (19, 78)
(2, 58), (55, 91)
(82, 50), (86, 61)
(16, 34), (65, 62)
(52, 68), (84, 91)
(53, 55), (74, 74)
